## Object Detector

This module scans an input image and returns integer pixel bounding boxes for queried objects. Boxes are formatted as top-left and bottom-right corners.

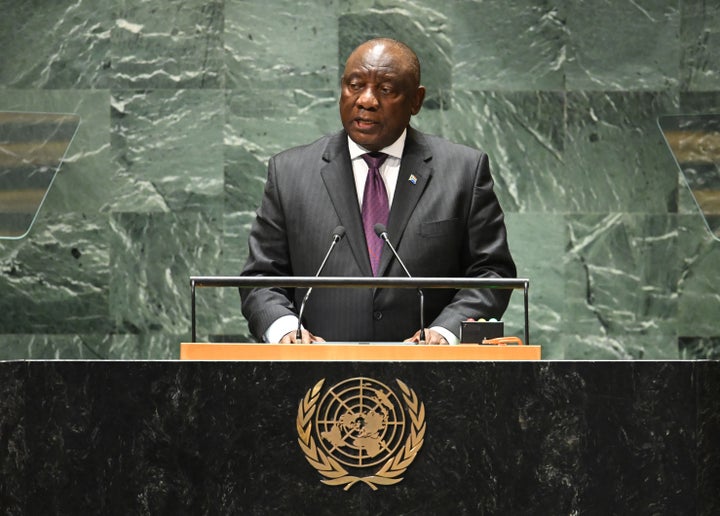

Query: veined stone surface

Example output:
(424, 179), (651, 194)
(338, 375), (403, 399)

(0, 0), (719, 358)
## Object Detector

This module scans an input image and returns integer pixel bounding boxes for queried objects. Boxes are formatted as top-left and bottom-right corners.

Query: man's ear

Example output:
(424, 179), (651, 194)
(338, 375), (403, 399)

(411, 86), (426, 116)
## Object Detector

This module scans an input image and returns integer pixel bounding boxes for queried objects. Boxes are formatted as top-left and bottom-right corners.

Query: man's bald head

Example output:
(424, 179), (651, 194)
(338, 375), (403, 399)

(347, 38), (421, 87)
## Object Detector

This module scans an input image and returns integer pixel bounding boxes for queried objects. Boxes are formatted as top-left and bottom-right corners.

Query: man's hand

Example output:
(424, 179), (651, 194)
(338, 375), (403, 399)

(280, 329), (326, 344)
(404, 328), (448, 345)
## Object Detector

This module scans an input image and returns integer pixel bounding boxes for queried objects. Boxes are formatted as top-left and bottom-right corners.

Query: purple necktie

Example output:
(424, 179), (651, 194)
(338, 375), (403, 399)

(361, 152), (389, 276)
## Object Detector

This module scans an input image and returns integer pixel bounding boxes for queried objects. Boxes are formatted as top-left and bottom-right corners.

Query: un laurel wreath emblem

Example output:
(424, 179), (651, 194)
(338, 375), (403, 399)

(296, 377), (426, 490)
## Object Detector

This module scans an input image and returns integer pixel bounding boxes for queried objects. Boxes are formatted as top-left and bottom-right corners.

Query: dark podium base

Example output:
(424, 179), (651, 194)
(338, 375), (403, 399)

(1, 360), (718, 515)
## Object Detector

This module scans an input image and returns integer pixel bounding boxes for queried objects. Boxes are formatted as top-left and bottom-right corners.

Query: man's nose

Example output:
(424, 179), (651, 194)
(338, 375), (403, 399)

(357, 87), (379, 109)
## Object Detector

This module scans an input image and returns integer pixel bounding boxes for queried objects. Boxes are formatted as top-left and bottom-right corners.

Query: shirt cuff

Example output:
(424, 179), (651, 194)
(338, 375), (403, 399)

(263, 315), (300, 343)
(430, 326), (459, 346)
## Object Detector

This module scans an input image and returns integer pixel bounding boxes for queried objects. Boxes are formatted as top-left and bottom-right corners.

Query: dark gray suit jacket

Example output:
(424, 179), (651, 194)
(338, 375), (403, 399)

(240, 127), (516, 342)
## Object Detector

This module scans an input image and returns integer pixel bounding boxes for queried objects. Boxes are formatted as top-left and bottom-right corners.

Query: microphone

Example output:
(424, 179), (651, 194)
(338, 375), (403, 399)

(373, 223), (426, 344)
(296, 225), (346, 340)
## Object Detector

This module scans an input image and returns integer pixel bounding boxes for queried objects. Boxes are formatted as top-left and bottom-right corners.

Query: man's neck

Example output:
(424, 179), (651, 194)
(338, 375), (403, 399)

(347, 129), (408, 160)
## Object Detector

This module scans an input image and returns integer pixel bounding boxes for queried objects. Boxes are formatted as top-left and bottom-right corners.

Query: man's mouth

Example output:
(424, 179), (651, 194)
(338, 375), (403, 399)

(354, 118), (378, 130)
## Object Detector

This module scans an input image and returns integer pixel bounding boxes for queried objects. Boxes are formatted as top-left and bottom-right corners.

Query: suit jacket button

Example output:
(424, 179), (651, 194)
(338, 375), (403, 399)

(373, 311), (382, 320)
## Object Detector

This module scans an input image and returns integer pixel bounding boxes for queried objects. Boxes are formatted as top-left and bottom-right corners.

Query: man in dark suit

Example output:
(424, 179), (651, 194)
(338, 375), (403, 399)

(241, 38), (516, 344)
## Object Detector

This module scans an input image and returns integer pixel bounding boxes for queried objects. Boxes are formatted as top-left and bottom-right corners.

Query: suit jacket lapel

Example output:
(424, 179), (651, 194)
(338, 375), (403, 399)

(320, 132), (373, 276)
(378, 127), (433, 276)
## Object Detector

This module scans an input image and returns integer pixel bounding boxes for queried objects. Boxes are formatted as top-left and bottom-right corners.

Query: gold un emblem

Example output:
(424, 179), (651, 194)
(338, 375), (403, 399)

(297, 377), (426, 490)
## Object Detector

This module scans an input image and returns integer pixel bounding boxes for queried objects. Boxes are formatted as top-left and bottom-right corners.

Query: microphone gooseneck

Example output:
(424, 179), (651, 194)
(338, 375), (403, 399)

(296, 226), (346, 341)
(373, 224), (426, 344)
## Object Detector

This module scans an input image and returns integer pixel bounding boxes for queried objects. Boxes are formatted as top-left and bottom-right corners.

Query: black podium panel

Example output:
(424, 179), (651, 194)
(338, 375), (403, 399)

(1, 360), (718, 515)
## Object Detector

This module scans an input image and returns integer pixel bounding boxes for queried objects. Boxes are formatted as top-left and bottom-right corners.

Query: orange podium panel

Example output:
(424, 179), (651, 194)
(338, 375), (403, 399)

(180, 343), (541, 361)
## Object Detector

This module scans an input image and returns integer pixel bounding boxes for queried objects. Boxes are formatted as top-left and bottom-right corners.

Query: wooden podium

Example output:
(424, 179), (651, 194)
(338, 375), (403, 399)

(180, 342), (541, 361)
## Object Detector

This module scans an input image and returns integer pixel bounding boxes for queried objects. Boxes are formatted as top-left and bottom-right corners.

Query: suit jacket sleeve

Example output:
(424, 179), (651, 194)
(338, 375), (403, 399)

(426, 150), (516, 335)
(239, 134), (366, 341)
(375, 132), (516, 340)
(240, 154), (298, 339)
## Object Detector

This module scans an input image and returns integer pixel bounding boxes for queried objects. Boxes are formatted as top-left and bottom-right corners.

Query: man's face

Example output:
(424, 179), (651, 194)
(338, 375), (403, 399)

(339, 42), (425, 152)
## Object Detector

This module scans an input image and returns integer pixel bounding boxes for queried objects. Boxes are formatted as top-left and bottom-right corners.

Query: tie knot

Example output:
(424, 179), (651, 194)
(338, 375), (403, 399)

(362, 152), (388, 170)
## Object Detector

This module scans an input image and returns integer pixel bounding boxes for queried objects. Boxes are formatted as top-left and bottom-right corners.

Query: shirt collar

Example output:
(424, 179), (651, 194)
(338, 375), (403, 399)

(348, 128), (407, 160)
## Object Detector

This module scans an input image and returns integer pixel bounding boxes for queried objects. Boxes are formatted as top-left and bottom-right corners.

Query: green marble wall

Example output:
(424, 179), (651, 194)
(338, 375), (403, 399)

(1, 0), (718, 359)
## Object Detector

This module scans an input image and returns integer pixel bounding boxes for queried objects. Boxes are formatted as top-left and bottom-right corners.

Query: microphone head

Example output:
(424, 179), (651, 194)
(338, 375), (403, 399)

(332, 225), (346, 240)
(373, 223), (387, 237)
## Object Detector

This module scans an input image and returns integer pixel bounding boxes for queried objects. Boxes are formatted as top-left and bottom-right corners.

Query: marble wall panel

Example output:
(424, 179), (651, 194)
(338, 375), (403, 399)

(564, 213), (679, 340)
(225, 87), (338, 177)
(565, 0), (681, 91)
(0, 211), (110, 334)
(111, 0), (224, 89)
(681, 0), (720, 91)
(452, 0), (566, 91)
(563, 91), (679, 213)
(0, 334), (147, 360)
(504, 213), (565, 357)
(110, 89), (225, 212)
(192, 209), (259, 342)
(558, 333), (681, 360)
(428, 90), (566, 213)
(1, 0), (719, 358)
(677, 214), (720, 337)
(681, 336), (720, 359)
(0, 0), (112, 89)
(225, 0), (339, 91)
(680, 90), (720, 113)
(223, 135), (268, 214)
(108, 211), (223, 342)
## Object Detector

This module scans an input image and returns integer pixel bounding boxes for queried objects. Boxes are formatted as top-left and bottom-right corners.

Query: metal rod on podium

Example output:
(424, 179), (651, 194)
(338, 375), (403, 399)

(189, 276), (530, 345)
